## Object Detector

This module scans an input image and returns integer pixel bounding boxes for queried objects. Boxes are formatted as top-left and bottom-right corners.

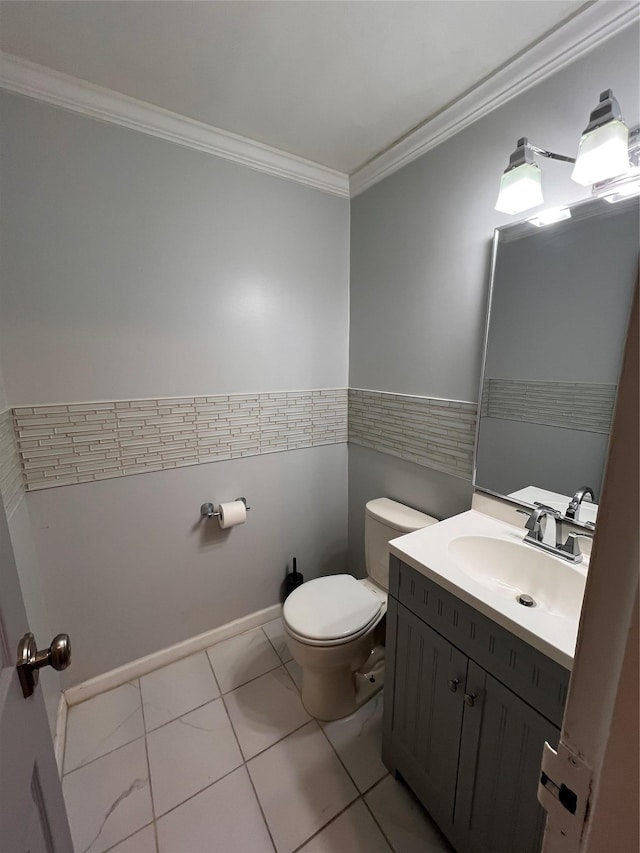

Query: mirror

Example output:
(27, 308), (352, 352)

(474, 194), (639, 528)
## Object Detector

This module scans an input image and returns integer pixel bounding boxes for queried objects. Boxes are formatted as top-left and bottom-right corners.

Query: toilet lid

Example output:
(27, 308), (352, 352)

(283, 575), (382, 642)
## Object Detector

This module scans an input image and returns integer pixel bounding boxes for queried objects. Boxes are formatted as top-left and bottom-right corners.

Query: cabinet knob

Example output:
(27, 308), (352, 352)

(464, 692), (477, 707)
(448, 678), (460, 693)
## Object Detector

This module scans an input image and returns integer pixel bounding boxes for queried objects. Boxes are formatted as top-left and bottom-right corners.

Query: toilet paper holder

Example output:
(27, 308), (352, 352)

(200, 497), (250, 520)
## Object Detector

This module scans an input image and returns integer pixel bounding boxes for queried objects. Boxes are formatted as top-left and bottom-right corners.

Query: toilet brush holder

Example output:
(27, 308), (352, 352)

(285, 557), (304, 598)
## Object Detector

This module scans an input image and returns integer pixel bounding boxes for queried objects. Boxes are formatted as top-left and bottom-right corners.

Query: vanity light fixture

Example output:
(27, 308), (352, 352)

(496, 89), (634, 215)
(528, 206), (572, 227)
(571, 90), (630, 186)
(495, 137), (574, 214)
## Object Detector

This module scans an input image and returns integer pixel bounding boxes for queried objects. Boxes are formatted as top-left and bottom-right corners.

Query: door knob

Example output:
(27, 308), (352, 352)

(464, 692), (477, 707)
(448, 678), (460, 692)
(17, 632), (71, 698)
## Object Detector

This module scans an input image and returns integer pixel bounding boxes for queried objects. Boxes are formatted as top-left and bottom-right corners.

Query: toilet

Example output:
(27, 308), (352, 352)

(282, 498), (438, 720)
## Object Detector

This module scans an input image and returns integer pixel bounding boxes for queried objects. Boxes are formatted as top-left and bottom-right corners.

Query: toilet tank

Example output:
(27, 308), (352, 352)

(365, 498), (438, 590)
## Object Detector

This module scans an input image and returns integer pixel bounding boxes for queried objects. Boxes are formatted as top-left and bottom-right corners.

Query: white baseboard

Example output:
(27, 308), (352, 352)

(64, 603), (282, 707)
(53, 692), (67, 777)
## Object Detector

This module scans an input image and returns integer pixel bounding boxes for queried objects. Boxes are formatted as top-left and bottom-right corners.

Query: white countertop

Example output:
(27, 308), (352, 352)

(389, 509), (588, 670)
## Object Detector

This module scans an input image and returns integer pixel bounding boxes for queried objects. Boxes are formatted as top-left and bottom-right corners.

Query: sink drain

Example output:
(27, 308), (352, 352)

(517, 593), (536, 607)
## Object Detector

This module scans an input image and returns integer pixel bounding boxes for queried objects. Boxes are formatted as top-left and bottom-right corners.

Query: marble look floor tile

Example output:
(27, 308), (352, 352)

(248, 721), (358, 853)
(285, 659), (303, 691)
(146, 698), (243, 816)
(224, 666), (310, 759)
(207, 627), (281, 693)
(156, 767), (273, 853)
(262, 618), (293, 663)
(107, 823), (157, 852)
(63, 739), (152, 853)
(299, 800), (391, 853)
(364, 775), (453, 853)
(320, 693), (387, 792)
(140, 651), (220, 731)
(64, 682), (144, 773)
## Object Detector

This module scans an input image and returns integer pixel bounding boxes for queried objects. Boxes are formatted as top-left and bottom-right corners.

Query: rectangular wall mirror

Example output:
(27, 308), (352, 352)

(474, 193), (639, 528)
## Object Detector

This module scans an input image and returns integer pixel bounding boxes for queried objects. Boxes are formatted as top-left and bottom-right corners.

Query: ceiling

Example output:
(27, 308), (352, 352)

(0, 0), (591, 174)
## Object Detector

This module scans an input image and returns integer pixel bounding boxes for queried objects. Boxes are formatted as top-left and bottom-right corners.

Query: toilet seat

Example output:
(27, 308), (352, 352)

(283, 575), (383, 647)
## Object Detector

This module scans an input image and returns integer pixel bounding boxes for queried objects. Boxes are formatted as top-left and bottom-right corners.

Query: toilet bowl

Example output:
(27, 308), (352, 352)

(283, 498), (437, 720)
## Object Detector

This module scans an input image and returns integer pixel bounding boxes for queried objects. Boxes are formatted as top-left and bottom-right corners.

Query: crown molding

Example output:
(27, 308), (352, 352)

(0, 51), (350, 199)
(0, 1), (636, 200)
(350, 0), (640, 197)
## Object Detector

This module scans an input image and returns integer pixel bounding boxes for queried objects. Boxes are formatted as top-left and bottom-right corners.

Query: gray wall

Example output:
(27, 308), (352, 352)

(0, 94), (349, 404)
(348, 24), (639, 540)
(348, 444), (472, 571)
(0, 92), (350, 685)
(28, 446), (347, 686)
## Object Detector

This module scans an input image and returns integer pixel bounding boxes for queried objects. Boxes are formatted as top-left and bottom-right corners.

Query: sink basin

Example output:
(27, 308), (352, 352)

(389, 509), (588, 668)
(448, 535), (586, 623)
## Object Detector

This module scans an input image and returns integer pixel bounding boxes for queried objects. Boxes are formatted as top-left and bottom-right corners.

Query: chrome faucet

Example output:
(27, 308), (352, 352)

(520, 504), (585, 563)
(565, 486), (595, 521)
(523, 504), (562, 549)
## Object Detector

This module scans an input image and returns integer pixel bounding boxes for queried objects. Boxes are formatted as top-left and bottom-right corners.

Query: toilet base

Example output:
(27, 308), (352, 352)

(300, 645), (385, 721)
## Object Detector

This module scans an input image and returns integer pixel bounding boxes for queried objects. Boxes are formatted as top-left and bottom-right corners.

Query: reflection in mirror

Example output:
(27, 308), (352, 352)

(474, 194), (639, 528)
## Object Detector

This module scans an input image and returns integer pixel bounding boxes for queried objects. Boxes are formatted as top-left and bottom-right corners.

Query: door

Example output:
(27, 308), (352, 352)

(455, 662), (560, 853)
(387, 601), (467, 829)
(0, 497), (73, 852)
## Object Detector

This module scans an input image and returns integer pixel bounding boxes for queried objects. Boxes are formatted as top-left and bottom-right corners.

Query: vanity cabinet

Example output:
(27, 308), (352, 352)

(383, 556), (570, 853)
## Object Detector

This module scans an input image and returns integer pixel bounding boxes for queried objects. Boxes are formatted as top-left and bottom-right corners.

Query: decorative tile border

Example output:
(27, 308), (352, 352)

(10, 387), (479, 490)
(0, 408), (25, 514)
(481, 379), (616, 434)
(14, 390), (347, 490)
(348, 389), (477, 479)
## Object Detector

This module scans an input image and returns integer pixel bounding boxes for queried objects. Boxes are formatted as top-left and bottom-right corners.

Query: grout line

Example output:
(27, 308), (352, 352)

(204, 650), (278, 853)
(241, 712), (313, 763)
(213, 657), (284, 697)
(242, 750), (278, 853)
(142, 693), (222, 735)
(62, 688), (148, 777)
(150, 763), (246, 823)
(102, 820), (157, 853)
(312, 697), (396, 850)
(290, 796), (363, 853)
(361, 785), (397, 852)
(61, 731), (148, 778)
(261, 623), (290, 664)
(137, 680), (160, 851)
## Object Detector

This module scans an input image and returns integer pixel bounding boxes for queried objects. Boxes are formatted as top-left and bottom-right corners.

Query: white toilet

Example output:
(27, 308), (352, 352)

(282, 498), (438, 720)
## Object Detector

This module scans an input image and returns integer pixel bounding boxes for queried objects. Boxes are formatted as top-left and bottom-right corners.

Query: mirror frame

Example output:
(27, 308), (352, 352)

(472, 192), (639, 530)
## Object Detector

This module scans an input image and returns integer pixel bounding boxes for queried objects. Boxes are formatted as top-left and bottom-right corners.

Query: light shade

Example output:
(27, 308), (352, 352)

(495, 162), (544, 214)
(571, 120), (630, 186)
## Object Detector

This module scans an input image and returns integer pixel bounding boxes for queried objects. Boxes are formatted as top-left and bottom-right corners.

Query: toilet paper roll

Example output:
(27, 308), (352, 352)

(218, 500), (247, 529)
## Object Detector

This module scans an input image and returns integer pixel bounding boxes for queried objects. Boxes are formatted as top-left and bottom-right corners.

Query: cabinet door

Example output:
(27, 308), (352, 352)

(386, 601), (468, 827)
(455, 661), (560, 853)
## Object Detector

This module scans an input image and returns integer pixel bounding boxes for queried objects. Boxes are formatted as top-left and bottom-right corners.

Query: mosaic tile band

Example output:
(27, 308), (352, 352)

(14, 390), (348, 490)
(481, 379), (616, 434)
(7, 388), (482, 492)
(348, 388), (477, 479)
(0, 408), (24, 513)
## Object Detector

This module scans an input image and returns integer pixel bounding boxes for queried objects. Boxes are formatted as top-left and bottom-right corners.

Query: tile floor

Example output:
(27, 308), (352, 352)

(61, 619), (453, 853)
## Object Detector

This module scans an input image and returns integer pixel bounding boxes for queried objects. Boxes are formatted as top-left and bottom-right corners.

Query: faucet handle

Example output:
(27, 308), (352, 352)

(560, 531), (592, 561)
(533, 502), (559, 514)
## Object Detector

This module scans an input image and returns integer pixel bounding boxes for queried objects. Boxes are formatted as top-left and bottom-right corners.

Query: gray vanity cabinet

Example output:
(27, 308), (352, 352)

(388, 602), (468, 829)
(383, 556), (569, 853)
(455, 662), (559, 852)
